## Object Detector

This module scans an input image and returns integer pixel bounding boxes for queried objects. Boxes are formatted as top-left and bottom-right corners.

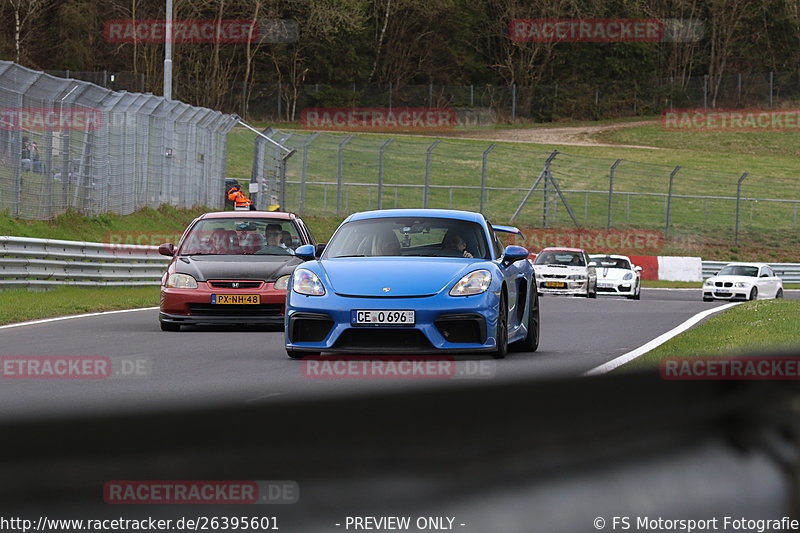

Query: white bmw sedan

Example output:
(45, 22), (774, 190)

(589, 254), (642, 300)
(702, 262), (784, 301)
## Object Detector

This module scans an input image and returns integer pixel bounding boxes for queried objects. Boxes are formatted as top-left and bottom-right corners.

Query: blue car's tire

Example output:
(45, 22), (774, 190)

(513, 286), (539, 353)
(493, 293), (508, 359)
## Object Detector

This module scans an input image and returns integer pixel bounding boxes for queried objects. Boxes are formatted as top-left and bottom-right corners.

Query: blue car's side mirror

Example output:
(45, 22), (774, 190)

(295, 244), (316, 261)
(502, 245), (529, 266)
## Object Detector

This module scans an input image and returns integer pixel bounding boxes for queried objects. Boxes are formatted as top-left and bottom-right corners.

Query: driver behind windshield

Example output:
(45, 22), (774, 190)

(441, 231), (473, 258)
(262, 224), (294, 255)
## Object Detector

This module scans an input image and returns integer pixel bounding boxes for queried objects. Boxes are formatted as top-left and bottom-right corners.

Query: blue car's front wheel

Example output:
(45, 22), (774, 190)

(493, 292), (508, 359)
(513, 286), (539, 353)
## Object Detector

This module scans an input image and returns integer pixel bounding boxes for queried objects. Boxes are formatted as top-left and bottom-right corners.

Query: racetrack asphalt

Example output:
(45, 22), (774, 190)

(0, 289), (795, 422)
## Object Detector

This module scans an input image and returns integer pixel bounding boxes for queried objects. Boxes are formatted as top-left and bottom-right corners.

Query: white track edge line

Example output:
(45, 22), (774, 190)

(0, 307), (159, 329)
(582, 302), (742, 376)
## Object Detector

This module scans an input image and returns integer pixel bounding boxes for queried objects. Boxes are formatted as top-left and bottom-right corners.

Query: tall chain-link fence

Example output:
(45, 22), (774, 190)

(0, 61), (238, 220)
(259, 128), (800, 245)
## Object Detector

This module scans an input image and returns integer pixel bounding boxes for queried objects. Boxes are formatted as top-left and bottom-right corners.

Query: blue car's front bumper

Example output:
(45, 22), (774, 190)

(285, 290), (501, 354)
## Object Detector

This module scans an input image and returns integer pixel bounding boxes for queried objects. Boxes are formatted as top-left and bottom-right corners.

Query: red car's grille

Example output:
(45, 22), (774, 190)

(208, 281), (264, 289)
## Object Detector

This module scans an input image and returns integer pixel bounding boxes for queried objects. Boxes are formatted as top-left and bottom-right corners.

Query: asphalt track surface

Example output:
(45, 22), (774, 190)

(0, 289), (796, 423)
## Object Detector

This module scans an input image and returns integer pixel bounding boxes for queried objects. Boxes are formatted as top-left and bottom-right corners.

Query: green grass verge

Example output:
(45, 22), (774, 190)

(0, 205), (207, 243)
(0, 286), (160, 326)
(619, 299), (800, 370)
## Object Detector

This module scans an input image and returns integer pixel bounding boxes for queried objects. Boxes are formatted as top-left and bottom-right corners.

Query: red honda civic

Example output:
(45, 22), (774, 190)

(158, 211), (316, 331)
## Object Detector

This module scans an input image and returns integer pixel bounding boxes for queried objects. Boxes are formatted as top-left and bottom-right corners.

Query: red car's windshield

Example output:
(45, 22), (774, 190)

(180, 218), (300, 256)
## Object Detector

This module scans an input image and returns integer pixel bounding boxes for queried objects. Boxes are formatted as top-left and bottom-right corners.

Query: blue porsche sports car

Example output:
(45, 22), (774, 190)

(283, 209), (540, 358)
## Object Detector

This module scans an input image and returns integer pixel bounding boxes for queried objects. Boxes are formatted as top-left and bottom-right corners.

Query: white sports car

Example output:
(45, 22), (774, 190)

(702, 262), (784, 301)
(533, 247), (597, 297)
(589, 254), (642, 300)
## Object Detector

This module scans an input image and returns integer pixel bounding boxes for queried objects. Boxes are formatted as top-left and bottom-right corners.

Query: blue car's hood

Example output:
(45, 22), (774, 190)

(320, 258), (482, 297)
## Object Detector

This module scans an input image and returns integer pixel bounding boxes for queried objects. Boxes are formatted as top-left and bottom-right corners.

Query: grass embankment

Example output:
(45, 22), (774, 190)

(620, 299), (800, 369)
(226, 118), (800, 261)
(0, 286), (160, 326)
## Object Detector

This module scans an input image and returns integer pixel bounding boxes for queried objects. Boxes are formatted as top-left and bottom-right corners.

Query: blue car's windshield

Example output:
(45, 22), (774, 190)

(324, 217), (490, 259)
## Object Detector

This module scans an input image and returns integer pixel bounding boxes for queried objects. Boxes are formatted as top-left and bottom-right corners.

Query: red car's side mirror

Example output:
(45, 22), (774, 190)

(158, 243), (176, 256)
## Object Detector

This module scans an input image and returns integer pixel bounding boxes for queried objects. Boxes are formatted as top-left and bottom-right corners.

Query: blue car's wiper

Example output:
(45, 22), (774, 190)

(332, 254), (368, 258)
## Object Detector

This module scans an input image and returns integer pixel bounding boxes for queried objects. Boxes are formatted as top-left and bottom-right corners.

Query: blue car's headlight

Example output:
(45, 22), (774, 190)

(450, 270), (491, 296)
(293, 268), (325, 296)
(623, 272), (633, 280)
(165, 273), (197, 289)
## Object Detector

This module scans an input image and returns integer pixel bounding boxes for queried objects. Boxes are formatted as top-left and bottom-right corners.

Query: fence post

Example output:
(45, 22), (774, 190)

(388, 82), (393, 110)
(480, 144), (496, 213)
(470, 85), (474, 106)
(299, 132), (319, 214)
(511, 84), (517, 121)
(377, 138), (393, 210)
(703, 75), (708, 110)
(735, 172), (748, 244)
(279, 149), (295, 210)
(423, 140), (441, 208)
(769, 72), (774, 108)
(336, 135), (353, 214)
(737, 73), (742, 104)
(665, 165), (681, 237)
(277, 80), (282, 119)
(607, 159), (622, 230)
(510, 150), (558, 224)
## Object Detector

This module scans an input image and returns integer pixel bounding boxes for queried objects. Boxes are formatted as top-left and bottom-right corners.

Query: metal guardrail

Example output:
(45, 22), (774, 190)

(702, 261), (800, 283)
(2, 236), (798, 287)
(0, 236), (168, 288)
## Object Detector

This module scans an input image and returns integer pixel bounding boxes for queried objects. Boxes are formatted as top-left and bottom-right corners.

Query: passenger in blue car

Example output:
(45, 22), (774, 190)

(374, 229), (401, 256)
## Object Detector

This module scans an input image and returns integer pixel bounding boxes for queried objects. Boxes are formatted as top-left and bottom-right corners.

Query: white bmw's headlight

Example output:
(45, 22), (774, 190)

(450, 270), (491, 296)
(292, 268), (325, 296)
(623, 272), (633, 280)
(274, 274), (290, 290)
(734, 282), (748, 288)
(165, 273), (198, 289)
(568, 274), (586, 280)
(704, 278), (714, 286)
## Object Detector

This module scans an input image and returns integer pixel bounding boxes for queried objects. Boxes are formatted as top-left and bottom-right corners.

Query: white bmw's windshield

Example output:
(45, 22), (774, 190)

(718, 265), (758, 277)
